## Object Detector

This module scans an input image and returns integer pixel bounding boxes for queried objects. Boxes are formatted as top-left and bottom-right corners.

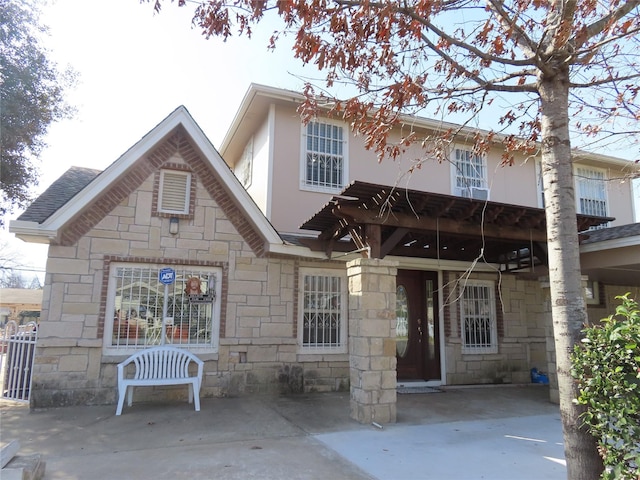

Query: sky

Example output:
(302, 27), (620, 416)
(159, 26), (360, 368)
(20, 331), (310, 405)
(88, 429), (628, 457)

(2, 0), (314, 279)
(2, 0), (640, 282)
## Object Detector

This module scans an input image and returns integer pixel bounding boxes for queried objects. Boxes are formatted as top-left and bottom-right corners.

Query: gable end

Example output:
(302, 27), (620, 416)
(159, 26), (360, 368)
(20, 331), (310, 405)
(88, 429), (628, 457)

(58, 128), (268, 256)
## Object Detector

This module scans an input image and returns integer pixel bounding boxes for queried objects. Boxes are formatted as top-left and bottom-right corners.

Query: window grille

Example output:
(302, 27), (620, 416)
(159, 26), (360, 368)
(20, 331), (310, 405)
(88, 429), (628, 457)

(460, 282), (497, 354)
(158, 170), (191, 214)
(454, 148), (487, 193)
(304, 121), (344, 190)
(106, 263), (219, 351)
(576, 167), (608, 228)
(301, 271), (345, 352)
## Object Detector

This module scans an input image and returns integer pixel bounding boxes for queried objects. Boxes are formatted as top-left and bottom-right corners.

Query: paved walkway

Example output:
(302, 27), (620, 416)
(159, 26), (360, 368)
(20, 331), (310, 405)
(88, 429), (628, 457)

(1, 385), (565, 479)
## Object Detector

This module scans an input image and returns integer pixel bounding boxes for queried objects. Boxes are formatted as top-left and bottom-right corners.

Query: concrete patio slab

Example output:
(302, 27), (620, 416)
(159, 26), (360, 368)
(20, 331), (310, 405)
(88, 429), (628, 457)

(1, 385), (565, 479)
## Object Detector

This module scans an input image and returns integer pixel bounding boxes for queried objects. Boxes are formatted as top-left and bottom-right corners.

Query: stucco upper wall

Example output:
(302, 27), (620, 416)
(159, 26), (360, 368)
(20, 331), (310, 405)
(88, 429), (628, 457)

(222, 90), (637, 234)
(596, 175), (635, 226)
(268, 103), (538, 234)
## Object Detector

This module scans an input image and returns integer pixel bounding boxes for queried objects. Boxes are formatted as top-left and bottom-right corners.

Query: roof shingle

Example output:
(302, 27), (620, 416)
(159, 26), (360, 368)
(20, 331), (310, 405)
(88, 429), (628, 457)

(581, 222), (640, 244)
(17, 167), (102, 224)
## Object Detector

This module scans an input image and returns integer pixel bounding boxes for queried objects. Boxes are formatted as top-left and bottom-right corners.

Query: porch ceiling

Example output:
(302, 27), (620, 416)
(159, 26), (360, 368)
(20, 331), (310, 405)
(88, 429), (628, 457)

(299, 181), (613, 265)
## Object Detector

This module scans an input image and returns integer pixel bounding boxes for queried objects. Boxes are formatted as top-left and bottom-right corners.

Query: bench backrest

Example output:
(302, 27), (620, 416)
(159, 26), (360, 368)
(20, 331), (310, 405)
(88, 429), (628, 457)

(118, 346), (203, 380)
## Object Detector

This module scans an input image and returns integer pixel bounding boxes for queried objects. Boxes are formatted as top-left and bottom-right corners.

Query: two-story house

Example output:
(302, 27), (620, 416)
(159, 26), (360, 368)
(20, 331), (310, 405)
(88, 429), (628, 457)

(10, 84), (639, 423)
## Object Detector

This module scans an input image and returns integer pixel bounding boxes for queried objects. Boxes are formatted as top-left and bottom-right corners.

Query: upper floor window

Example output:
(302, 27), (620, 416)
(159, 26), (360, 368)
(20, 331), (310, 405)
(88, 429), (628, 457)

(236, 137), (253, 189)
(298, 268), (347, 353)
(158, 170), (191, 215)
(103, 262), (221, 354)
(301, 120), (347, 192)
(576, 167), (608, 226)
(460, 280), (498, 354)
(451, 147), (489, 200)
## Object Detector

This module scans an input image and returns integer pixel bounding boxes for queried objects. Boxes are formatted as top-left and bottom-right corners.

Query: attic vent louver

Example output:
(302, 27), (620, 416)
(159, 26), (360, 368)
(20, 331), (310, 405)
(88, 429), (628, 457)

(159, 170), (191, 214)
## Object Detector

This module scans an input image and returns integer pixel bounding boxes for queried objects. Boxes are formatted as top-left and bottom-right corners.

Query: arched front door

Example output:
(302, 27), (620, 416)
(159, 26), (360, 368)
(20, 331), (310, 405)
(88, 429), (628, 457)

(396, 270), (441, 381)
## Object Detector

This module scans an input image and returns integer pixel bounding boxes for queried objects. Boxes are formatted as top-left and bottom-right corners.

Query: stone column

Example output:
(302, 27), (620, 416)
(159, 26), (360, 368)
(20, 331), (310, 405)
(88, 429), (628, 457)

(347, 258), (398, 424)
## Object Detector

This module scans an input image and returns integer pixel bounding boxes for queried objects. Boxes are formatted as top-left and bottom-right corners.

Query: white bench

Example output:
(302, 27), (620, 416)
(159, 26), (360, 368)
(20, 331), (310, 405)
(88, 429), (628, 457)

(116, 345), (204, 416)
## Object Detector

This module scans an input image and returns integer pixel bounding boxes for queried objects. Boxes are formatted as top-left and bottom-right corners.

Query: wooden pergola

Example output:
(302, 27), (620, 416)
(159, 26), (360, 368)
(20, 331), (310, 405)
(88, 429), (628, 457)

(298, 181), (613, 270)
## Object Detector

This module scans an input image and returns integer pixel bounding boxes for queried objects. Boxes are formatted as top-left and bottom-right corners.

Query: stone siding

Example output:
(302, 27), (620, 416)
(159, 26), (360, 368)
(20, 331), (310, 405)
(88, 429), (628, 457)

(587, 284), (640, 324)
(30, 148), (349, 408)
(443, 271), (548, 386)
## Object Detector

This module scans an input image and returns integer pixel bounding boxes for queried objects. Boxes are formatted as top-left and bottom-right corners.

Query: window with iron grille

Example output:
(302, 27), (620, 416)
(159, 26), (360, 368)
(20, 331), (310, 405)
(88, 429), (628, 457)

(158, 170), (191, 214)
(302, 120), (346, 191)
(460, 281), (498, 354)
(104, 263), (221, 353)
(452, 147), (488, 197)
(576, 167), (608, 229)
(299, 269), (347, 353)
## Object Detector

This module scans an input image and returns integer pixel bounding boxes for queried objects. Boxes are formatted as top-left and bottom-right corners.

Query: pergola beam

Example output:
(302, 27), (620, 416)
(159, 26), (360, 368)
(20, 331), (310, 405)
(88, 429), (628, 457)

(334, 204), (547, 243)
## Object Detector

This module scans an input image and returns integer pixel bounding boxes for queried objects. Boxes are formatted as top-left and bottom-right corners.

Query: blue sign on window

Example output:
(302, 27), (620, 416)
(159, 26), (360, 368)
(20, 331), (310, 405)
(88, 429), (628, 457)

(159, 267), (176, 285)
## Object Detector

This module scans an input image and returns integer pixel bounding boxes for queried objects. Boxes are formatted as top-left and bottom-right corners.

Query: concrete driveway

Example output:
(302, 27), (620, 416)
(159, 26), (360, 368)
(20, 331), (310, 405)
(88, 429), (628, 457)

(1, 385), (565, 479)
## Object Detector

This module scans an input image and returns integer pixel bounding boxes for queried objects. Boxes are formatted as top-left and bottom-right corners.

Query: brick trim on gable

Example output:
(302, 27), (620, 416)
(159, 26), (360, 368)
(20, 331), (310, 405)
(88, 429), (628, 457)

(98, 255), (229, 341)
(58, 158), (157, 246)
(58, 128), (269, 257)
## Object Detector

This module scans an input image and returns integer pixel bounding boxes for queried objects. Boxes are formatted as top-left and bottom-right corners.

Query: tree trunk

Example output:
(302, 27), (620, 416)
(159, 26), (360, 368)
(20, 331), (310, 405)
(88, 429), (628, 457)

(538, 71), (604, 479)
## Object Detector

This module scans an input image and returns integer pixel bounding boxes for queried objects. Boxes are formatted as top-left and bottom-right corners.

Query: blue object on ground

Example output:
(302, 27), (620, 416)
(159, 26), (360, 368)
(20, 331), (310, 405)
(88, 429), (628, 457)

(531, 368), (550, 385)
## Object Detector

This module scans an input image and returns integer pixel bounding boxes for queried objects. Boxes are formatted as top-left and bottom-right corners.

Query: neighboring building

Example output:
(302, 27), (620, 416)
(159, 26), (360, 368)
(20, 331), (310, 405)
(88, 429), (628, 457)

(10, 84), (640, 423)
(0, 289), (43, 326)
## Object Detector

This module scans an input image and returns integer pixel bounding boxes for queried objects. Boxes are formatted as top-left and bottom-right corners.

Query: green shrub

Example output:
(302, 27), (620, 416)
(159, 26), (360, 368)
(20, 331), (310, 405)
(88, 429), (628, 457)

(572, 294), (640, 479)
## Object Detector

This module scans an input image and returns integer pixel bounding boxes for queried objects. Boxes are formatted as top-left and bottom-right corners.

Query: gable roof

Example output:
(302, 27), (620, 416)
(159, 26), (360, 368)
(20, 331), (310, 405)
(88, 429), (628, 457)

(9, 106), (288, 255)
(581, 222), (640, 245)
(17, 167), (101, 224)
(579, 222), (640, 285)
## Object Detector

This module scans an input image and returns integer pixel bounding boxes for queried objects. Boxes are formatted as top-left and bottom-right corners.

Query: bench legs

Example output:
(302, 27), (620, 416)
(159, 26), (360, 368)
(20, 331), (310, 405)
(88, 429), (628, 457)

(115, 382), (201, 415)
(116, 385), (127, 416)
(190, 380), (201, 412)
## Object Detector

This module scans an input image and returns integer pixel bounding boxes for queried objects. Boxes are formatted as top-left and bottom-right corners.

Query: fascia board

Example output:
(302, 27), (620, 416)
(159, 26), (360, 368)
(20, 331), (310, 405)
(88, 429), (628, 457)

(264, 243), (505, 269)
(580, 235), (640, 254)
(43, 107), (193, 232)
(219, 83), (304, 157)
(267, 242), (327, 259)
(29, 105), (281, 246)
(183, 110), (283, 246)
(8, 220), (58, 243)
(387, 255), (500, 272)
(219, 85), (259, 156)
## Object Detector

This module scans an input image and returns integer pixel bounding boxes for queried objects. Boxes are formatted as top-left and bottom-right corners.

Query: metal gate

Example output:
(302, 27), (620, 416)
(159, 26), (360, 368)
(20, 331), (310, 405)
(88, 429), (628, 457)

(1, 320), (38, 403)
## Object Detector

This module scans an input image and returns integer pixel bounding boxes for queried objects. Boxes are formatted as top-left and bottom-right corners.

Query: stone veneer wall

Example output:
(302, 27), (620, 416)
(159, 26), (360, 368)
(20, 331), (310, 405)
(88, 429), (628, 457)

(586, 284), (640, 325)
(30, 152), (349, 407)
(443, 271), (548, 386)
